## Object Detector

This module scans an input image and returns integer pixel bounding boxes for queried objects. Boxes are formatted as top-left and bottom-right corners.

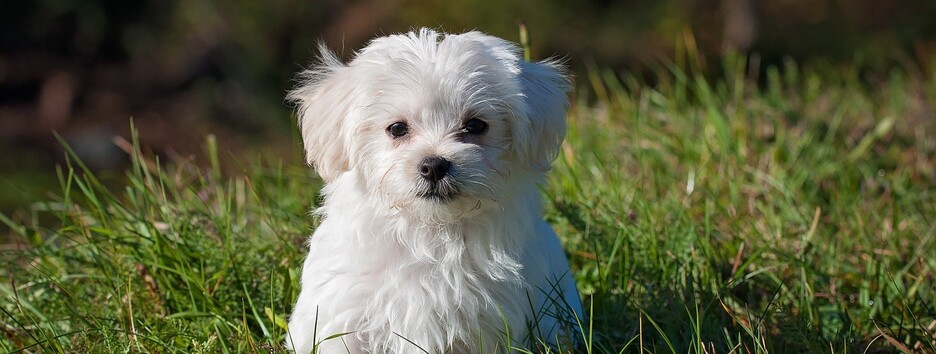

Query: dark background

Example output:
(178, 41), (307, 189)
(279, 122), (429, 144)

(2, 0), (935, 210)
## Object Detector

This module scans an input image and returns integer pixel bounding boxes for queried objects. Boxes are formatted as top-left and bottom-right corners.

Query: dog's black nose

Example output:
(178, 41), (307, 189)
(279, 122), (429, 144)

(419, 156), (451, 183)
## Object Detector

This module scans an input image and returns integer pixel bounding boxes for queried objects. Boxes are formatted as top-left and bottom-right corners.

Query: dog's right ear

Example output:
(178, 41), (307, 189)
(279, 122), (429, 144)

(288, 46), (356, 182)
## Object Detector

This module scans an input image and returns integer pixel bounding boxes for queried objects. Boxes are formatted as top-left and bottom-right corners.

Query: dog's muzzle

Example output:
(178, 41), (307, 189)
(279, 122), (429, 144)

(417, 156), (459, 202)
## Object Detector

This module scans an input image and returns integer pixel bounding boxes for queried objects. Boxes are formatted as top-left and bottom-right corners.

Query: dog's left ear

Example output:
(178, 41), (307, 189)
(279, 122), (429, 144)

(514, 59), (571, 172)
(288, 47), (357, 182)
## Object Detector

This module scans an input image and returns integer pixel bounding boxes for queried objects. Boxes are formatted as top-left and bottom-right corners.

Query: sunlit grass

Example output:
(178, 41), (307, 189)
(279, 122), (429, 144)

(2, 54), (935, 353)
(552, 53), (936, 352)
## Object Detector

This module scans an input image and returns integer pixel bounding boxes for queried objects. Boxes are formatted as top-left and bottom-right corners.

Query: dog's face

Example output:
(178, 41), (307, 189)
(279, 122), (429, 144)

(290, 29), (570, 223)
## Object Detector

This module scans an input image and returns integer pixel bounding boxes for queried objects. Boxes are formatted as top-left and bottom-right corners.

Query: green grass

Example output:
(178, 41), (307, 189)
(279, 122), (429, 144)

(2, 55), (935, 353)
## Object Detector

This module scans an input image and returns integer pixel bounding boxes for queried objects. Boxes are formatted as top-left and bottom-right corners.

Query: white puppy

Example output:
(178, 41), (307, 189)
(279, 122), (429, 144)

(286, 28), (582, 354)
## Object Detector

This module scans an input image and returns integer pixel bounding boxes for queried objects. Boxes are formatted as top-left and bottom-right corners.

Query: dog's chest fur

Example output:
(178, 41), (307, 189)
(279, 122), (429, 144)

(359, 226), (529, 353)
(295, 181), (538, 353)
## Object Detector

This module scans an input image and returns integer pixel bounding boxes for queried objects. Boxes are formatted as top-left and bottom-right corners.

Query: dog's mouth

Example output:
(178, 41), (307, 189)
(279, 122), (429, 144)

(417, 187), (459, 203)
(416, 179), (460, 203)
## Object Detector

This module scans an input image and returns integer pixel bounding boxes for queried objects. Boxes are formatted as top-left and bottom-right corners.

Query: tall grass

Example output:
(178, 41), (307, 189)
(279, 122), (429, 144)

(1, 131), (314, 352)
(2, 55), (935, 353)
(554, 53), (936, 352)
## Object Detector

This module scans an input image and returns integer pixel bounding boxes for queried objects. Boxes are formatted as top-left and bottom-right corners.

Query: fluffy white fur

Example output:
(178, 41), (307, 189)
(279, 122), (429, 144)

(286, 28), (583, 354)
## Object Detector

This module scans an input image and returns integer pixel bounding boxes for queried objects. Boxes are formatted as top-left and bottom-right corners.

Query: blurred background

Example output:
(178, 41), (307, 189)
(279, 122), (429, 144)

(1, 0), (935, 211)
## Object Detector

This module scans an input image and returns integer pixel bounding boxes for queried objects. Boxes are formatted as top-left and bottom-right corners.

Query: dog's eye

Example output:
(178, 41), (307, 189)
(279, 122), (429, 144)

(387, 122), (409, 138)
(463, 118), (488, 135)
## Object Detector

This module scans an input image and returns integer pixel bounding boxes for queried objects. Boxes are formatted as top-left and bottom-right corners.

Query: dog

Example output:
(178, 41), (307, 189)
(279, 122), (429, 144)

(286, 28), (582, 353)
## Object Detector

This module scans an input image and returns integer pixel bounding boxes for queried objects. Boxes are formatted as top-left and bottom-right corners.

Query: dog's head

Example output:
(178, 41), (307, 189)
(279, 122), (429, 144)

(290, 28), (570, 222)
